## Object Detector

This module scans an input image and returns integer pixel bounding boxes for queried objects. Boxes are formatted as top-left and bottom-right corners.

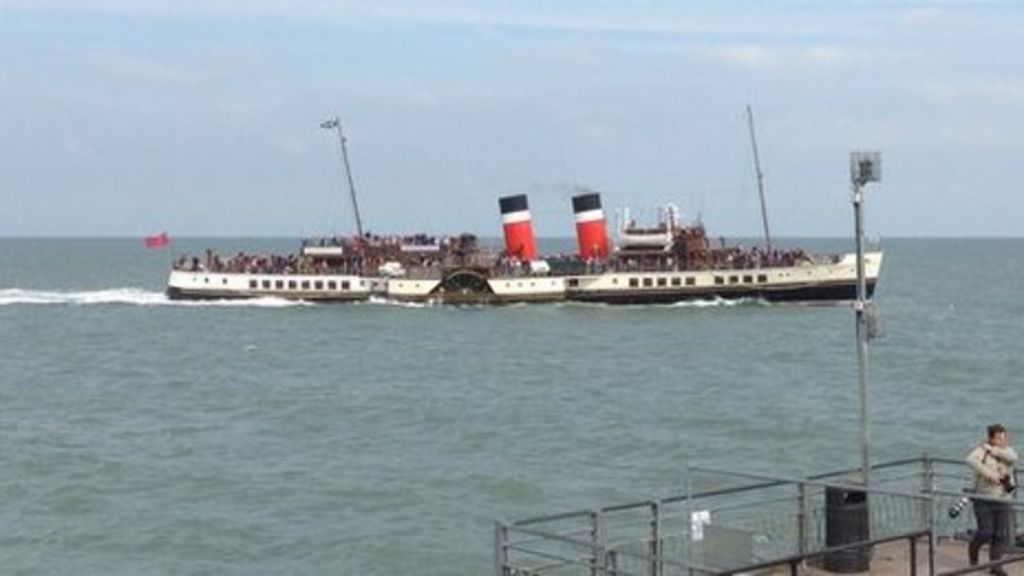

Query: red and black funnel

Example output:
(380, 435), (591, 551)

(572, 192), (609, 260)
(499, 194), (538, 261)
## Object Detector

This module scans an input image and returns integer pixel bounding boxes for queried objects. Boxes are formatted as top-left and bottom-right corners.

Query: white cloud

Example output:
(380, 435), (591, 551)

(700, 43), (864, 73)
(0, 0), (853, 38)
(922, 79), (1024, 107)
(88, 53), (195, 85)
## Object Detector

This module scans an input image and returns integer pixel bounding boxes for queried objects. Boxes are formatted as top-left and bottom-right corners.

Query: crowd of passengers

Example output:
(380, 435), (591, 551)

(716, 245), (813, 269)
(173, 241), (832, 277)
(302, 232), (442, 249)
(172, 247), (468, 277)
(173, 250), (361, 275)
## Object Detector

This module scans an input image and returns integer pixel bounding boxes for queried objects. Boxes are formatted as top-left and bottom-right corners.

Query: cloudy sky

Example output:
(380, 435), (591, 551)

(1, 0), (1022, 237)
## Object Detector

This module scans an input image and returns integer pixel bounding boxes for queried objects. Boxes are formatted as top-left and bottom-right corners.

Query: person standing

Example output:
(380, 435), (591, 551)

(966, 423), (1017, 575)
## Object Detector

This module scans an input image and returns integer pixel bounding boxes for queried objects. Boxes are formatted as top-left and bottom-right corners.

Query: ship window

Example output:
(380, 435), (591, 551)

(275, 280), (284, 289)
(714, 276), (724, 285)
(743, 275), (753, 283)
(729, 275), (739, 284)
(288, 280), (297, 289)
(686, 277), (696, 286)
(341, 281), (350, 290)
(222, 278), (228, 285)
(568, 278), (579, 288)
(204, 277), (209, 284)
(629, 278), (639, 288)
(657, 277), (667, 287)
(757, 274), (767, 283)
(301, 281), (310, 290)
(671, 277), (681, 287)
(262, 280), (271, 289)
(360, 281), (366, 287)
(314, 281), (323, 290)
(643, 278), (653, 287)
(530, 282), (535, 287)
(249, 280), (258, 289)
(611, 278), (618, 285)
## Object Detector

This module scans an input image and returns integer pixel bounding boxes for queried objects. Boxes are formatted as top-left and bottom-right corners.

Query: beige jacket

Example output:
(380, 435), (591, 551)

(966, 443), (1018, 498)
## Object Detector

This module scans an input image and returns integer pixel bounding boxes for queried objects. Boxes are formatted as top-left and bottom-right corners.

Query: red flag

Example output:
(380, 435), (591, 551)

(144, 232), (170, 248)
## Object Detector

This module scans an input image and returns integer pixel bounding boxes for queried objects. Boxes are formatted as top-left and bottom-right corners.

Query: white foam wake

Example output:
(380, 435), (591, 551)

(363, 295), (438, 309)
(0, 288), (307, 308)
(668, 296), (764, 308)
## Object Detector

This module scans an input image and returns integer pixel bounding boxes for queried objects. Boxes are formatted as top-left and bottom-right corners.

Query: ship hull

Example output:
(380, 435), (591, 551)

(165, 252), (882, 306)
(165, 270), (373, 302)
(565, 280), (876, 305)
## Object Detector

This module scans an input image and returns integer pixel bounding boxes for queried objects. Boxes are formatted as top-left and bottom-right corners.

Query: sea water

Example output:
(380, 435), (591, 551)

(1, 238), (1022, 575)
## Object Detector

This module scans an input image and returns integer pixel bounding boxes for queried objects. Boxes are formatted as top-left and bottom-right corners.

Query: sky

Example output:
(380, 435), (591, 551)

(1, 0), (1022, 238)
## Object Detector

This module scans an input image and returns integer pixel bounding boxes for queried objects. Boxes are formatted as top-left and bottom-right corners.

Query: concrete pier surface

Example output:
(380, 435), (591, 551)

(769, 539), (1024, 575)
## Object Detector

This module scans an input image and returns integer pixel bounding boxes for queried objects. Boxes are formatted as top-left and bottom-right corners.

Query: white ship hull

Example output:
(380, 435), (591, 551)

(166, 270), (372, 301)
(166, 252), (881, 305)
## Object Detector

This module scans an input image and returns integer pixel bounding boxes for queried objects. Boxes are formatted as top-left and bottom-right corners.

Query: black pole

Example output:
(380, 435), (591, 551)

(323, 116), (365, 239)
(746, 105), (772, 251)
(853, 178), (870, 486)
(336, 121), (365, 239)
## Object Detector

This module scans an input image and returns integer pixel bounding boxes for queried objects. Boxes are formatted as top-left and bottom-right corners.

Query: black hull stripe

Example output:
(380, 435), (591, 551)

(567, 282), (877, 304)
(168, 281), (876, 305)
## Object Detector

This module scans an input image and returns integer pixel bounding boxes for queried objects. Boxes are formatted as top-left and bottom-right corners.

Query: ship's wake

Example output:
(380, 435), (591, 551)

(0, 288), (307, 308)
(558, 296), (766, 309)
(668, 297), (766, 308)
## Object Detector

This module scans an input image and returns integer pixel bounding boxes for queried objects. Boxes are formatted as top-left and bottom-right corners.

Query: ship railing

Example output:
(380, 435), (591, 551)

(495, 456), (1024, 576)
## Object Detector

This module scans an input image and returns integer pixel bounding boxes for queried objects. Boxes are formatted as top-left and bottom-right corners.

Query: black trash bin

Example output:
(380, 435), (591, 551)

(823, 485), (870, 573)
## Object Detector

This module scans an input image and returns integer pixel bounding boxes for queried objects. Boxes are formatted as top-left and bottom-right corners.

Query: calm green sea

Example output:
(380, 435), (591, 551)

(1, 238), (1022, 575)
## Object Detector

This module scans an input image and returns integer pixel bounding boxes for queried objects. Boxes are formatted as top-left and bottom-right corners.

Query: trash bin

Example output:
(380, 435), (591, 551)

(824, 485), (870, 573)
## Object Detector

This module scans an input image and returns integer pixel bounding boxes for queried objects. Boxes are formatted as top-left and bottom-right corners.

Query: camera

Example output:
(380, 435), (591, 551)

(1000, 475), (1016, 494)
(948, 496), (970, 519)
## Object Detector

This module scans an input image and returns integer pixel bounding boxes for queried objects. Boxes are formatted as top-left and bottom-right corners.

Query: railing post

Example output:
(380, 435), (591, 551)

(927, 524), (935, 576)
(650, 500), (662, 576)
(909, 534), (917, 576)
(591, 510), (605, 576)
(922, 455), (936, 575)
(797, 482), (808, 558)
(685, 466), (695, 576)
(921, 455), (934, 527)
(495, 521), (509, 576)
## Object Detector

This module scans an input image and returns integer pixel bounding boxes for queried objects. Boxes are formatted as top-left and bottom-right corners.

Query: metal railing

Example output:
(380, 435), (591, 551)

(495, 456), (1024, 576)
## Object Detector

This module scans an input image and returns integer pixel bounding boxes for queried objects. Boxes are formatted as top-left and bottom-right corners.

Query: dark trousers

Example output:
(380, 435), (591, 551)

(969, 498), (1012, 565)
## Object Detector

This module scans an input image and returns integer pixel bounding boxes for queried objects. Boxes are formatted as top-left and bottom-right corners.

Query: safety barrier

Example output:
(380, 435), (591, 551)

(495, 456), (1024, 576)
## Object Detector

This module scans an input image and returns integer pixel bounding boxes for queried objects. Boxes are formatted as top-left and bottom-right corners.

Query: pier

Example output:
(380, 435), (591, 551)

(495, 456), (1023, 575)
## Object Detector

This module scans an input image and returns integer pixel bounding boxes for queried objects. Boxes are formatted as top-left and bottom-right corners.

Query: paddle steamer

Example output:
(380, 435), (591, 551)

(165, 115), (882, 305)
(165, 191), (882, 305)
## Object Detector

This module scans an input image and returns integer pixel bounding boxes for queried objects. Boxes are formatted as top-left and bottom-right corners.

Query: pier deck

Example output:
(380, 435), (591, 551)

(767, 538), (1024, 575)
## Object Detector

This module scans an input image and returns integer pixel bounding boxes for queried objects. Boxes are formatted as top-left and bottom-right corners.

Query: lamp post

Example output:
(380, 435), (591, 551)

(850, 151), (880, 486)
(321, 116), (365, 239)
